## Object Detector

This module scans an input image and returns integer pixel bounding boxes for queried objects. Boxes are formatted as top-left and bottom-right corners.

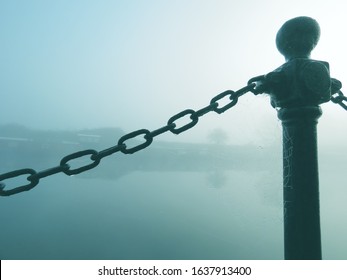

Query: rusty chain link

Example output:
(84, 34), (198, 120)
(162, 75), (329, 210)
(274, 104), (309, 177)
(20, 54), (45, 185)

(0, 79), (266, 196)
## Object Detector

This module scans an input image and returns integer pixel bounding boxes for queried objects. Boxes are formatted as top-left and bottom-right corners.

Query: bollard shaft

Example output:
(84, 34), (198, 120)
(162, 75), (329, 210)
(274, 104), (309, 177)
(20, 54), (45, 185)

(278, 106), (322, 259)
(267, 17), (331, 259)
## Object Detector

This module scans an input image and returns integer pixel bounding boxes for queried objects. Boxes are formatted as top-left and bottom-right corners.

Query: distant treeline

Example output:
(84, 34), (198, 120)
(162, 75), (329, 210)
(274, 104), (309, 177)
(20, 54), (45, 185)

(0, 124), (342, 179)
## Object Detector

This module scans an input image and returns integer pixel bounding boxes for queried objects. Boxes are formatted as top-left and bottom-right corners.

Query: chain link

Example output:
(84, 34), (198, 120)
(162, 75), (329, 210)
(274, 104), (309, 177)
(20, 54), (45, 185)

(0, 169), (39, 196)
(331, 91), (347, 110)
(330, 78), (347, 110)
(118, 129), (153, 154)
(0, 81), (259, 196)
(60, 150), (101, 175)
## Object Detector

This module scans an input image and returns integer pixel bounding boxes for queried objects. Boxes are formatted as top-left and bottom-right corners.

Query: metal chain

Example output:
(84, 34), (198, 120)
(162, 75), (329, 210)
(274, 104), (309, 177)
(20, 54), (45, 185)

(0, 78), (266, 196)
(331, 91), (347, 110)
(331, 78), (347, 110)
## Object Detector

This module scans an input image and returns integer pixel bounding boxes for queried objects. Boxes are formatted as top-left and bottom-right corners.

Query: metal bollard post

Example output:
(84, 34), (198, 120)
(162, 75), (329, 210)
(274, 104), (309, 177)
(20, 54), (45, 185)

(265, 17), (332, 259)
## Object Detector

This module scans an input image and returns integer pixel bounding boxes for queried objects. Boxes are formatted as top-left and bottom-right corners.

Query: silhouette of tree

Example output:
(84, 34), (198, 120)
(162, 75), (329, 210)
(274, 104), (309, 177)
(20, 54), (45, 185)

(207, 128), (229, 145)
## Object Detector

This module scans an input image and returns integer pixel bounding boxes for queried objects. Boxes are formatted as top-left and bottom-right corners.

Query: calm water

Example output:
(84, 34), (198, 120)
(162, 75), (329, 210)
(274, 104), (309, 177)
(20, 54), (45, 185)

(1, 169), (285, 260)
(0, 152), (345, 260)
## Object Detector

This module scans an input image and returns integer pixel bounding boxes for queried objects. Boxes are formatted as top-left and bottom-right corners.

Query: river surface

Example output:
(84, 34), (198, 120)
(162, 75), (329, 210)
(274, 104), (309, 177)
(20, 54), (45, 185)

(0, 149), (345, 260)
(1, 169), (284, 259)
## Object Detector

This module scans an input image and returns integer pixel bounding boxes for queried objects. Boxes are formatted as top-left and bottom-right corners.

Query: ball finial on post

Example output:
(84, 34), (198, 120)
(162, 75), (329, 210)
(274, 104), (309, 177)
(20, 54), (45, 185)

(273, 16), (325, 260)
(276, 16), (320, 61)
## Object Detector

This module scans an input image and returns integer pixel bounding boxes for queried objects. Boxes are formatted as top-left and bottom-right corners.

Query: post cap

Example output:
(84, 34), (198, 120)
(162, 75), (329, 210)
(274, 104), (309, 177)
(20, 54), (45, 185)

(276, 16), (320, 61)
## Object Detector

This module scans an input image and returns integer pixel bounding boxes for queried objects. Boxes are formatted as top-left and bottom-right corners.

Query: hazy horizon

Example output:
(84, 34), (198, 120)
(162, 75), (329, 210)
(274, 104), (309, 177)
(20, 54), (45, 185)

(1, 0), (346, 260)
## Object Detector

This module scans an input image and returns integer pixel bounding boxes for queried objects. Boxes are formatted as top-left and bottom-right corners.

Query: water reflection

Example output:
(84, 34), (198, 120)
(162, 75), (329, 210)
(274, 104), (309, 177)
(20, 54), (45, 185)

(206, 171), (227, 188)
(0, 124), (345, 260)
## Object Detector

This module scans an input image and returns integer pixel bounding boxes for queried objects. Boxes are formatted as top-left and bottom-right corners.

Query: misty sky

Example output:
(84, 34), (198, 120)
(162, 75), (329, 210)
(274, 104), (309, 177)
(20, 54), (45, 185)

(1, 0), (346, 147)
(1, 0), (347, 260)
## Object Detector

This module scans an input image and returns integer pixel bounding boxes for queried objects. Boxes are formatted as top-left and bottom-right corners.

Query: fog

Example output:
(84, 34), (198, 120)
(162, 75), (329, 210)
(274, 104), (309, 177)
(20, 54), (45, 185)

(0, 0), (346, 259)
